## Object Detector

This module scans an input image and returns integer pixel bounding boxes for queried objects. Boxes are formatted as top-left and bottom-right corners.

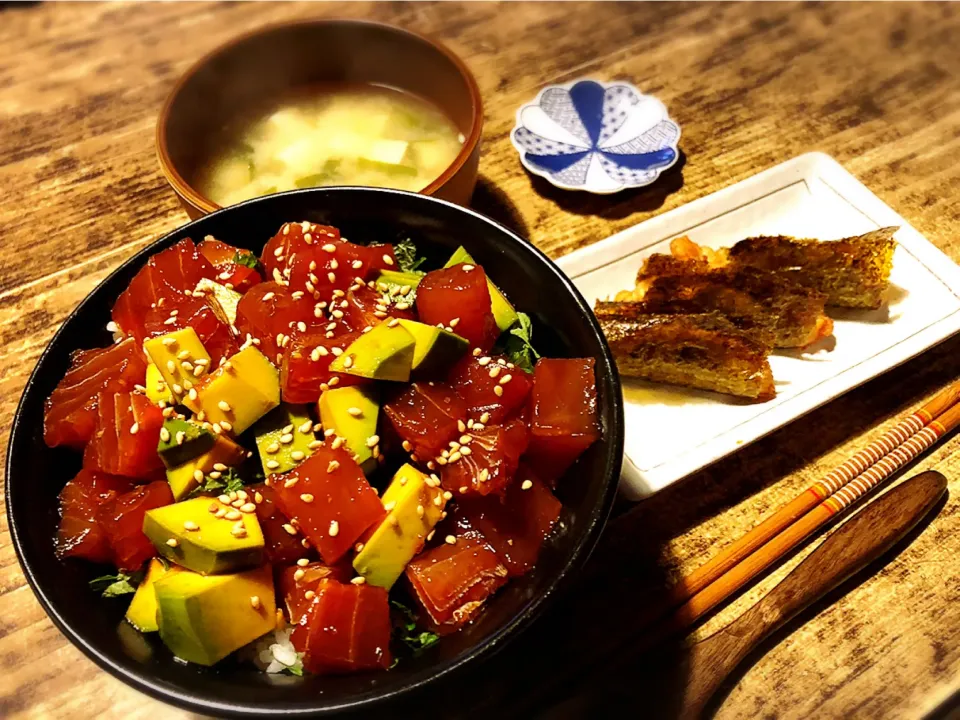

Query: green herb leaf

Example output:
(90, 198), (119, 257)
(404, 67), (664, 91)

(497, 312), (541, 373)
(406, 631), (440, 652)
(233, 250), (260, 270)
(394, 238), (426, 273)
(89, 571), (140, 598)
(187, 467), (245, 498)
(282, 659), (304, 676)
(390, 599), (440, 654)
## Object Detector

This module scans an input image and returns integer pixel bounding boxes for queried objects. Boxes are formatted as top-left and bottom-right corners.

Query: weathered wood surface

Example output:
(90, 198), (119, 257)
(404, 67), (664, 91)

(1, 2), (959, 718)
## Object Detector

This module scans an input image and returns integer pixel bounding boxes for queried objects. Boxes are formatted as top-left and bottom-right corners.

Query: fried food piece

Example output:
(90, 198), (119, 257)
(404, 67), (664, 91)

(726, 227), (898, 309)
(596, 308), (775, 401)
(609, 265), (833, 348)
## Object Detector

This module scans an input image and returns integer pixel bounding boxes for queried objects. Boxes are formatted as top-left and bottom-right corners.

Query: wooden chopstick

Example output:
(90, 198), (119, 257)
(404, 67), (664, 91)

(666, 397), (960, 630)
(666, 379), (960, 608)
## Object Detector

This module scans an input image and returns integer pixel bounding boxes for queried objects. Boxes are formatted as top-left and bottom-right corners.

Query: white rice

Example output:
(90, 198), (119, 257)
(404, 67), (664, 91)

(243, 627), (304, 674)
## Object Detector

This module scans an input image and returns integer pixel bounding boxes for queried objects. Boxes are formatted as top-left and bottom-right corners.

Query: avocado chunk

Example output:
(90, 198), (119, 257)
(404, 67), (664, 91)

(155, 565), (275, 666)
(165, 433), (246, 500)
(253, 404), (317, 477)
(158, 418), (216, 469)
(397, 319), (470, 376)
(376, 269), (424, 291)
(144, 328), (213, 402)
(328, 322), (416, 382)
(353, 464), (447, 589)
(444, 247), (519, 332)
(195, 278), (243, 325)
(126, 558), (182, 632)
(183, 346), (280, 435)
(317, 386), (380, 474)
(144, 496), (265, 575)
(145, 363), (174, 405)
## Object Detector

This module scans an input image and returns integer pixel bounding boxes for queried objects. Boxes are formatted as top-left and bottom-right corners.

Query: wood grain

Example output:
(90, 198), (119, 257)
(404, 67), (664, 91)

(677, 470), (947, 720)
(1, 2), (960, 718)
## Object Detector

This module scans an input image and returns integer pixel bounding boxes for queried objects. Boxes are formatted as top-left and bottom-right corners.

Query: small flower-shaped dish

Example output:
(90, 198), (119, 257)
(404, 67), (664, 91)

(511, 79), (681, 194)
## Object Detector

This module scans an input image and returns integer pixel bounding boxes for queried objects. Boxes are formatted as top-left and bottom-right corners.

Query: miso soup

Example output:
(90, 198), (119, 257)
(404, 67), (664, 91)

(197, 85), (464, 206)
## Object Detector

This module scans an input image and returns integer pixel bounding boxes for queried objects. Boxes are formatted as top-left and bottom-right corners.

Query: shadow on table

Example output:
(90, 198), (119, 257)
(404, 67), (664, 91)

(524, 149), (687, 221)
(470, 174), (530, 240)
(698, 486), (949, 717)
(537, 484), (948, 719)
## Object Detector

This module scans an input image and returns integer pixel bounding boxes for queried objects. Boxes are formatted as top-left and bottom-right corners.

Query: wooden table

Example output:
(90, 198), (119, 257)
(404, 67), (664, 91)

(1, 2), (959, 717)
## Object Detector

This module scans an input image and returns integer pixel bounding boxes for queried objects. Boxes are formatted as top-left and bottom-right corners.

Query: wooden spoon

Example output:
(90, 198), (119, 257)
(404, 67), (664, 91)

(677, 469), (947, 719)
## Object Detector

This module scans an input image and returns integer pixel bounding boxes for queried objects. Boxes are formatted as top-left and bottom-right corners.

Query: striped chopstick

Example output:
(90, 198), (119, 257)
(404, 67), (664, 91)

(667, 379), (960, 607)
(670, 400), (960, 627)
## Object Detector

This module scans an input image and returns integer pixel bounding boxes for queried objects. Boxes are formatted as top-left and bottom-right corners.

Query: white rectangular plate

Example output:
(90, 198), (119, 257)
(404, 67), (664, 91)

(557, 152), (960, 500)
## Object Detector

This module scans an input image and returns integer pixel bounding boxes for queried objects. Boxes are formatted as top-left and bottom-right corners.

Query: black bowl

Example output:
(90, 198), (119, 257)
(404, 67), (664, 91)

(6, 188), (623, 717)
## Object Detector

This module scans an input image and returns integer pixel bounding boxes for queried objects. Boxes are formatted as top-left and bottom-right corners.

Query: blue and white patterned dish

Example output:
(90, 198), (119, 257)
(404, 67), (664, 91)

(510, 79), (681, 194)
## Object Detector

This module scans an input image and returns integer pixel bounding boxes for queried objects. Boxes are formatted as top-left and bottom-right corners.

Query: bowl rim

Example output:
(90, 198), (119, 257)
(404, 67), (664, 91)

(6, 187), (624, 717)
(155, 17), (485, 215)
